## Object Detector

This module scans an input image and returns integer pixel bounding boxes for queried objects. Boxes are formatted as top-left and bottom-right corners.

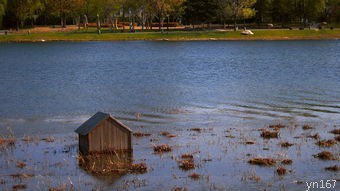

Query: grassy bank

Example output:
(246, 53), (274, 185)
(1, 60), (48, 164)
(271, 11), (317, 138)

(0, 29), (339, 42)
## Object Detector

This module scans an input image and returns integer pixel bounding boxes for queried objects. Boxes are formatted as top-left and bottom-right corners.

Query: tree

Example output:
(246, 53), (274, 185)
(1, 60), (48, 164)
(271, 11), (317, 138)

(8, 0), (43, 30)
(151, 0), (171, 31)
(272, 0), (294, 26)
(46, 0), (85, 28)
(293, 0), (326, 25)
(224, 0), (257, 30)
(184, 0), (219, 29)
(254, 0), (272, 24)
(168, 0), (185, 28)
(0, 0), (7, 28)
(304, 0), (326, 23)
(324, 0), (340, 24)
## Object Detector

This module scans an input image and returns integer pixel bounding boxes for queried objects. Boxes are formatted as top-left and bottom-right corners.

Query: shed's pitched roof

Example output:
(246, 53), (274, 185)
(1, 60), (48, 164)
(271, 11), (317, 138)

(75, 112), (132, 135)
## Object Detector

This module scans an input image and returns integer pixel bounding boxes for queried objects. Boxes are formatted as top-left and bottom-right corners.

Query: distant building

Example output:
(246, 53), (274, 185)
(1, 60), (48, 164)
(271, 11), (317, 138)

(75, 112), (132, 154)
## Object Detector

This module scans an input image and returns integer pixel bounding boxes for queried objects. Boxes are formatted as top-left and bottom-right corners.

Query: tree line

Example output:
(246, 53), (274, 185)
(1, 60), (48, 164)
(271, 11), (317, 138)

(0, 0), (339, 30)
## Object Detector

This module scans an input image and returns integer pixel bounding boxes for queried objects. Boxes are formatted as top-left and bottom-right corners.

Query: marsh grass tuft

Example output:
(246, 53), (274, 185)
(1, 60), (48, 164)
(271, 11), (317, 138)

(153, 144), (172, 153)
(316, 140), (337, 147)
(10, 173), (34, 179)
(188, 173), (200, 180)
(129, 163), (148, 174)
(280, 142), (294, 148)
(281, 159), (293, 165)
(335, 135), (340, 142)
(171, 187), (188, 191)
(248, 158), (277, 166)
(276, 167), (287, 176)
(133, 132), (151, 137)
(190, 128), (202, 133)
(16, 161), (27, 169)
(41, 136), (55, 143)
(313, 151), (336, 160)
(307, 133), (320, 140)
(330, 129), (340, 135)
(179, 159), (195, 170)
(269, 124), (285, 130)
(324, 165), (339, 172)
(260, 130), (279, 139)
(302, 125), (313, 130)
(0, 136), (15, 148)
(181, 154), (194, 159)
(160, 131), (177, 138)
(12, 184), (27, 190)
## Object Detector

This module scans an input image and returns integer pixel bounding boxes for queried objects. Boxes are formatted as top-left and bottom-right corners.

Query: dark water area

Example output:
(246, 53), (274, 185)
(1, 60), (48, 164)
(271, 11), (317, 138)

(0, 41), (339, 191)
(0, 41), (339, 136)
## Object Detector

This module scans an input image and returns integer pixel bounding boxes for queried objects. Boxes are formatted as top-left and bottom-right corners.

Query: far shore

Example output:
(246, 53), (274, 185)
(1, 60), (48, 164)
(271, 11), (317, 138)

(0, 27), (339, 42)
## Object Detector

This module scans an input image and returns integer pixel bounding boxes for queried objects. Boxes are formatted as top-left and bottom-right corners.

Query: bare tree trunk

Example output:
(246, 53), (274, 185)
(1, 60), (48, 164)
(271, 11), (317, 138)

(167, 16), (169, 31)
(76, 16), (81, 30)
(122, 11), (125, 31)
(150, 16), (153, 30)
(84, 14), (88, 30)
(158, 14), (161, 31)
(233, 15), (237, 31)
(96, 14), (101, 34)
(61, 12), (66, 28)
(142, 11), (145, 31)
(115, 17), (118, 29)
(16, 20), (19, 31)
(110, 15), (114, 32)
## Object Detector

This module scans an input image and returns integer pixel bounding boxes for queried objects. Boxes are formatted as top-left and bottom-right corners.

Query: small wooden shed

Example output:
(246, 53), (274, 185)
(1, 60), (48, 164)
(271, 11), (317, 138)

(75, 112), (132, 154)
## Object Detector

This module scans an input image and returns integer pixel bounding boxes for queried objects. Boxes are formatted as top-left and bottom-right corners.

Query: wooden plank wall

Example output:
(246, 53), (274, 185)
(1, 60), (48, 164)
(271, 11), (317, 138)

(88, 119), (131, 152)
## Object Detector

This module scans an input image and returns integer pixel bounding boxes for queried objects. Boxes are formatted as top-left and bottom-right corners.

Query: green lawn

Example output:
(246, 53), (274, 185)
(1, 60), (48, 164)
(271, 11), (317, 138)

(0, 29), (339, 42)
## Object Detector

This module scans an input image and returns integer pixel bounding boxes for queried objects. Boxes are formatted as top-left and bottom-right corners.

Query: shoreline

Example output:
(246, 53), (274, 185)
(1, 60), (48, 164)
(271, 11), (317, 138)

(1, 29), (339, 42)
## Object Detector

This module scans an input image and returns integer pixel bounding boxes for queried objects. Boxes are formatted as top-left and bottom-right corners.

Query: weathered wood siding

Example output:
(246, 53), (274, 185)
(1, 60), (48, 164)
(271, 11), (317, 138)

(79, 134), (89, 154)
(88, 118), (132, 152)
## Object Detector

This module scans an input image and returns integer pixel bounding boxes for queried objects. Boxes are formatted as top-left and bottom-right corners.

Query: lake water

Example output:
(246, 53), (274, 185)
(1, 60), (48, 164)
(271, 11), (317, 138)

(0, 41), (339, 191)
(0, 41), (339, 135)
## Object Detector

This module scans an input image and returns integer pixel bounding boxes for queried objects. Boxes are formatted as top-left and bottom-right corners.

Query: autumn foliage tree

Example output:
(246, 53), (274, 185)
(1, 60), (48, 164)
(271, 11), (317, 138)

(46, 0), (86, 28)
(0, 0), (6, 28)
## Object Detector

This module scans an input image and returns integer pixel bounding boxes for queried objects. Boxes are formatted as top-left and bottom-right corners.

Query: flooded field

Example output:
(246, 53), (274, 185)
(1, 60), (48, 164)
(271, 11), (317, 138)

(0, 41), (339, 190)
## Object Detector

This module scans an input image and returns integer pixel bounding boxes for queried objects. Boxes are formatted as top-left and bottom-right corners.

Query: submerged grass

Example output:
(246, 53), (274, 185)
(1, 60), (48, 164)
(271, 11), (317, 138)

(153, 144), (172, 153)
(330, 129), (340, 135)
(313, 151), (336, 160)
(276, 167), (287, 176)
(188, 173), (200, 180)
(281, 159), (293, 165)
(248, 158), (277, 166)
(179, 159), (195, 170)
(133, 132), (151, 137)
(324, 165), (339, 172)
(280, 142), (294, 148)
(316, 139), (337, 147)
(129, 163), (148, 174)
(260, 130), (279, 139)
